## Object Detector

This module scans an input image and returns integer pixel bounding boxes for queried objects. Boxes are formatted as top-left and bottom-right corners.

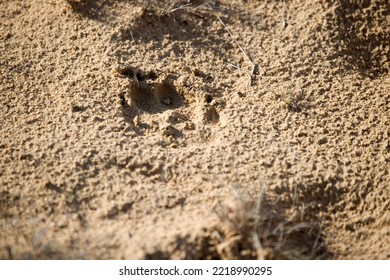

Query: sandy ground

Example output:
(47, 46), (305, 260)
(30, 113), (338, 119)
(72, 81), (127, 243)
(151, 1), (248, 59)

(0, 0), (389, 259)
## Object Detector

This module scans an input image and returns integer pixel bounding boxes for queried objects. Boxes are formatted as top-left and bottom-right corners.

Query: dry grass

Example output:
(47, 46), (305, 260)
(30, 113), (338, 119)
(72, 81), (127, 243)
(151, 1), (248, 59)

(213, 188), (328, 259)
(146, 0), (192, 15)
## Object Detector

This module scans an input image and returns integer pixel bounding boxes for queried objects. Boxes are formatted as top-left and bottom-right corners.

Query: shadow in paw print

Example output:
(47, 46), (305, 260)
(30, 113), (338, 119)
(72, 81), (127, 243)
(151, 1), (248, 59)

(154, 82), (183, 108)
(128, 80), (183, 114)
(116, 66), (158, 82)
(203, 105), (219, 124)
(119, 92), (139, 119)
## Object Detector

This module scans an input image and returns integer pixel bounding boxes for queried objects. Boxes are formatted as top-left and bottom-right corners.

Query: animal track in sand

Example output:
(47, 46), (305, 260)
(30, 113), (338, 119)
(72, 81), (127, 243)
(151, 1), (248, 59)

(203, 105), (219, 124)
(154, 81), (183, 109)
(120, 67), (183, 114)
(118, 66), (221, 141)
(128, 80), (183, 113)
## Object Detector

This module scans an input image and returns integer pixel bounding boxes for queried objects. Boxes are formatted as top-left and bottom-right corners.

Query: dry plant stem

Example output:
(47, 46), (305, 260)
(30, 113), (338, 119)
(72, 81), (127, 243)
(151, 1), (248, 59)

(252, 191), (264, 259)
(168, 3), (192, 14)
(206, 4), (258, 84)
(166, 1), (215, 15)
(193, 0), (215, 10)
(282, 0), (288, 29)
(161, 0), (212, 15)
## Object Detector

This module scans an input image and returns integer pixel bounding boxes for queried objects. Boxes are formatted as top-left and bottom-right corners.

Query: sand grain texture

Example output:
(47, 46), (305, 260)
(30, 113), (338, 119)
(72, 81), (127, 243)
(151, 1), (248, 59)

(1, 0), (389, 259)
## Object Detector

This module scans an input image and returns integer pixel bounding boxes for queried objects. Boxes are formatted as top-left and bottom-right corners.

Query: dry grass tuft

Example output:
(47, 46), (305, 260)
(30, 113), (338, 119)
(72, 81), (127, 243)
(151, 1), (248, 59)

(213, 188), (328, 259)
